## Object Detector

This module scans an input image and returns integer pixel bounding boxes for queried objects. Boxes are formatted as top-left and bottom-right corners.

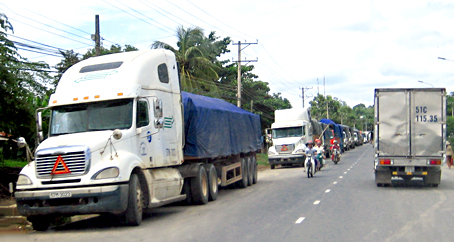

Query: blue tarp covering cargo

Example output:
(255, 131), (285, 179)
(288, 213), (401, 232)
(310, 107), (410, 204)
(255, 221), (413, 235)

(320, 119), (344, 149)
(182, 92), (262, 158)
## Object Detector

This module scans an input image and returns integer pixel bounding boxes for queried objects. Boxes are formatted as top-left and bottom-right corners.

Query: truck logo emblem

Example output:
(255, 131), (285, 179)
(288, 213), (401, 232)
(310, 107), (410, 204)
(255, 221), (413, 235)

(51, 155), (71, 175)
(281, 145), (288, 151)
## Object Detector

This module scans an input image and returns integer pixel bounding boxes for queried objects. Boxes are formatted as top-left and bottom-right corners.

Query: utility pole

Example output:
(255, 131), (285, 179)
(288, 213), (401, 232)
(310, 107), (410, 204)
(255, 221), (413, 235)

(324, 77), (329, 119)
(232, 40), (257, 107)
(93, 15), (101, 56)
(300, 87), (313, 108)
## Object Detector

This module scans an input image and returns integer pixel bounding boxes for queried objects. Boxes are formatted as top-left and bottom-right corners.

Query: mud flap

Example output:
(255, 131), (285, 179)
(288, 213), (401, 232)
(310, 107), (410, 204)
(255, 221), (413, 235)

(424, 170), (441, 186)
(375, 170), (391, 186)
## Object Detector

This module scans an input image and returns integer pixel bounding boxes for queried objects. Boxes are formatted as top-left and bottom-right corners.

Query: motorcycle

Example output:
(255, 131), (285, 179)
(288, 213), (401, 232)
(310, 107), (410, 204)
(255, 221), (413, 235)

(305, 154), (315, 178)
(316, 151), (325, 171)
(331, 147), (341, 164)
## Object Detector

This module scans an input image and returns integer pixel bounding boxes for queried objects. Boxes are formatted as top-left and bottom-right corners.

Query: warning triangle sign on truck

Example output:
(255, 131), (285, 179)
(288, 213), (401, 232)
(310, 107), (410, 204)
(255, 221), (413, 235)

(51, 155), (71, 175)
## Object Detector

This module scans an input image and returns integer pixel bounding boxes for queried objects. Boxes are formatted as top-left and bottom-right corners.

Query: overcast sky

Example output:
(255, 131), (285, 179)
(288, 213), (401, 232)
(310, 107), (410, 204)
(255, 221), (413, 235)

(2, 0), (454, 108)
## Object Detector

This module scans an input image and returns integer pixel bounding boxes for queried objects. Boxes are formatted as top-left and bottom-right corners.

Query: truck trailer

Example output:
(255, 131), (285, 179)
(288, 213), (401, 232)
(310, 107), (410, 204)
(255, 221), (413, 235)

(374, 88), (446, 186)
(14, 49), (262, 230)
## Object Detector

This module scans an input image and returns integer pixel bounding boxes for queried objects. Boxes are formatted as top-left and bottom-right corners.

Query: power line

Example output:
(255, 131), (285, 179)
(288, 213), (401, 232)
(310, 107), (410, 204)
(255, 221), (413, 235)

(185, 0), (255, 41)
(102, 0), (174, 35)
(21, 7), (117, 46)
(6, 17), (93, 46)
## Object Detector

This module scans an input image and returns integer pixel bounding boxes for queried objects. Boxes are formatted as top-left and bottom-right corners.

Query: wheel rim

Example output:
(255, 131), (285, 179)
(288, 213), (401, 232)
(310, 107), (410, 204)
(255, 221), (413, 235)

(136, 181), (142, 214)
(211, 170), (218, 193)
(202, 171), (208, 197)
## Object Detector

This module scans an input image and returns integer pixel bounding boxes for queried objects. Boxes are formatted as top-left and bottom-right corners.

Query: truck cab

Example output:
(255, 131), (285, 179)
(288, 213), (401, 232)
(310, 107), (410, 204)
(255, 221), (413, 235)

(268, 108), (313, 169)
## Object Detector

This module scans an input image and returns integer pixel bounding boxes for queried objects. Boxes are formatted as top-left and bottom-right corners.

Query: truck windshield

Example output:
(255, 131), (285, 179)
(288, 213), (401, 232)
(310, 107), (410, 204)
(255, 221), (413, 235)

(50, 99), (133, 136)
(272, 126), (304, 139)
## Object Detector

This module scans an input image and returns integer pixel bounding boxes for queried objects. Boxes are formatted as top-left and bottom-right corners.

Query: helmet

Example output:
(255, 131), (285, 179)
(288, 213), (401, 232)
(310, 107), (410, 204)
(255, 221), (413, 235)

(333, 140), (338, 144)
(315, 139), (321, 144)
(447, 141), (451, 145)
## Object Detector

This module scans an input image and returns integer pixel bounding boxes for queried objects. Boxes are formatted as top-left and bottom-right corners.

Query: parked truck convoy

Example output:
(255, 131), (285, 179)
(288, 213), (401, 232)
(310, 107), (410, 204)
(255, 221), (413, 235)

(14, 49), (262, 231)
(374, 88), (446, 186)
(267, 108), (313, 169)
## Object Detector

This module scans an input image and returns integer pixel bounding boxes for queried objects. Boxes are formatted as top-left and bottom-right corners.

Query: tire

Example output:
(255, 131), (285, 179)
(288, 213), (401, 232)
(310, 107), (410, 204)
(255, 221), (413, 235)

(307, 163), (311, 178)
(252, 156), (258, 184)
(29, 216), (50, 231)
(191, 165), (209, 205)
(247, 157), (254, 186)
(270, 164), (276, 169)
(238, 157), (248, 188)
(125, 173), (143, 226)
(207, 164), (218, 201)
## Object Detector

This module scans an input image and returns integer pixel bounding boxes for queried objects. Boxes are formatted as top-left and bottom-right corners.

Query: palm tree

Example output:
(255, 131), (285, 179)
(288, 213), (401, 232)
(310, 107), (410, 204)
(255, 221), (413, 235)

(151, 26), (220, 96)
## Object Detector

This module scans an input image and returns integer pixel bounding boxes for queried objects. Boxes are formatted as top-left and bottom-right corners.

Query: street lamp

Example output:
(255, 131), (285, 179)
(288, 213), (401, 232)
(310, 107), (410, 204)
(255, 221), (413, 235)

(418, 80), (434, 88)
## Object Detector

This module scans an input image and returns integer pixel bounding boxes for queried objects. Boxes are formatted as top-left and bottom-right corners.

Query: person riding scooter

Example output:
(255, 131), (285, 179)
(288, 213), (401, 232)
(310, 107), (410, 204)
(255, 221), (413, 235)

(305, 141), (319, 173)
(314, 139), (325, 170)
(330, 140), (341, 163)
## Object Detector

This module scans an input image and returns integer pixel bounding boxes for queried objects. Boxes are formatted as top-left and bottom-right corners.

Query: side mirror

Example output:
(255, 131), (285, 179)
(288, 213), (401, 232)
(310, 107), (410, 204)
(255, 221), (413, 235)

(36, 112), (44, 142)
(153, 99), (163, 118)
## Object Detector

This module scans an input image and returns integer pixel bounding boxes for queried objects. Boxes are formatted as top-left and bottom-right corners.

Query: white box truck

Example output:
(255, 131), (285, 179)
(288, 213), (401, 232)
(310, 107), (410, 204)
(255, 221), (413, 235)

(14, 50), (262, 230)
(267, 108), (313, 169)
(374, 88), (446, 186)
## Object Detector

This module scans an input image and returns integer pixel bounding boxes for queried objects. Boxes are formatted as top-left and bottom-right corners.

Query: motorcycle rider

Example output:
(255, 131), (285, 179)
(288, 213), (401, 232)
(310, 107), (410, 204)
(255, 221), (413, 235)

(314, 139), (325, 169)
(304, 141), (319, 173)
(331, 140), (341, 161)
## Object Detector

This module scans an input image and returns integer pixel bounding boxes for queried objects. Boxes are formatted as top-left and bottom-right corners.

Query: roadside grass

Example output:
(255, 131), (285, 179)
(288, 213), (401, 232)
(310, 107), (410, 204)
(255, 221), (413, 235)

(0, 159), (28, 168)
(256, 153), (269, 166)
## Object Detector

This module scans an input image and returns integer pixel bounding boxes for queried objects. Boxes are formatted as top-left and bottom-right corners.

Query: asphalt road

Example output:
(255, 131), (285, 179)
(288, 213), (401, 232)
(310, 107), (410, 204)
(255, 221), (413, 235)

(5, 144), (454, 242)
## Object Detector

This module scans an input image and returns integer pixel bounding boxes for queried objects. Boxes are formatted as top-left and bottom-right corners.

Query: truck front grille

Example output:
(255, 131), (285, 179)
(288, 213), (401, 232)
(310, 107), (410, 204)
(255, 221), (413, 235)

(36, 146), (90, 178)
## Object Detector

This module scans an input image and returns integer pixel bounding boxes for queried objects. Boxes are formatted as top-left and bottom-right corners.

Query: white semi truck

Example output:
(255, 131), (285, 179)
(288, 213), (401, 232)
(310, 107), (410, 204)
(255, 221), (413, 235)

(374, 88), (446, 186)
(14, 49), (262, 230)
(267, 108), (313, 169)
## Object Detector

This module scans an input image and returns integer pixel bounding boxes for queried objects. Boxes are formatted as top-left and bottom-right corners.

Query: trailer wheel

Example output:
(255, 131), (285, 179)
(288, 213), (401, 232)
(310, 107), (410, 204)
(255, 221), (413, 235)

(207, 164), (218, 201)
(252, 156), (258, 184)
(247, 156), (254, 186)
(125, 173), (143, 226)
(238, 157), (248, 188)
(29, 215), (51, 231)
(191, 165), (209, 204)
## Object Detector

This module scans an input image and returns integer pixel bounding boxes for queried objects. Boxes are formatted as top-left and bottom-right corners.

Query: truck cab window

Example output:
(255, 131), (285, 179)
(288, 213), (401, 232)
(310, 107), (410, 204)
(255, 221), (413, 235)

(50, 99), (133, 136)
(158, 63), (169, 83)
(136, 99), (150, 128)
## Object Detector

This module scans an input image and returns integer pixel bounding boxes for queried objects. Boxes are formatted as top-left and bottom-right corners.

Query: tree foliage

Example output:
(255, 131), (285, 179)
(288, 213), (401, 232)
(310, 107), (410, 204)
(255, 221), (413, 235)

(152, 26), (292, 130)
(309, 94), (373, 130)
(0, 13), (51, 151)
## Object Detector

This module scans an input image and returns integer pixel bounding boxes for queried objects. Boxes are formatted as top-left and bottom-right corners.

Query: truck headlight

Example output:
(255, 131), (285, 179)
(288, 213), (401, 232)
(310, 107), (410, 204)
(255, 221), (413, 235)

(17, 175), (32, 185)
(92, 167), (120, 180)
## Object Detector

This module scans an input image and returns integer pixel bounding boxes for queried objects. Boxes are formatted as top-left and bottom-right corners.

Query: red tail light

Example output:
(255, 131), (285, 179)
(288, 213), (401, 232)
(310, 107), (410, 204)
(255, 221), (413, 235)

(380, 159), (391, 165)
(429, 159), (441, 165)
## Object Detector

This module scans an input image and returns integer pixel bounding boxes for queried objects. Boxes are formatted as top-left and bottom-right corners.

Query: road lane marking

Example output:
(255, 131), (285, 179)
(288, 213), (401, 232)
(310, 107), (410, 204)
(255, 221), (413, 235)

(333, 181), (337, 184)
(314, 200), (320, 205)
(344, 172), (347, 174)
(348, 169), (351, 171)
(325, 189), (331, 193)
(339, 176), (343, 178)
(295, 217), (305, 224)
